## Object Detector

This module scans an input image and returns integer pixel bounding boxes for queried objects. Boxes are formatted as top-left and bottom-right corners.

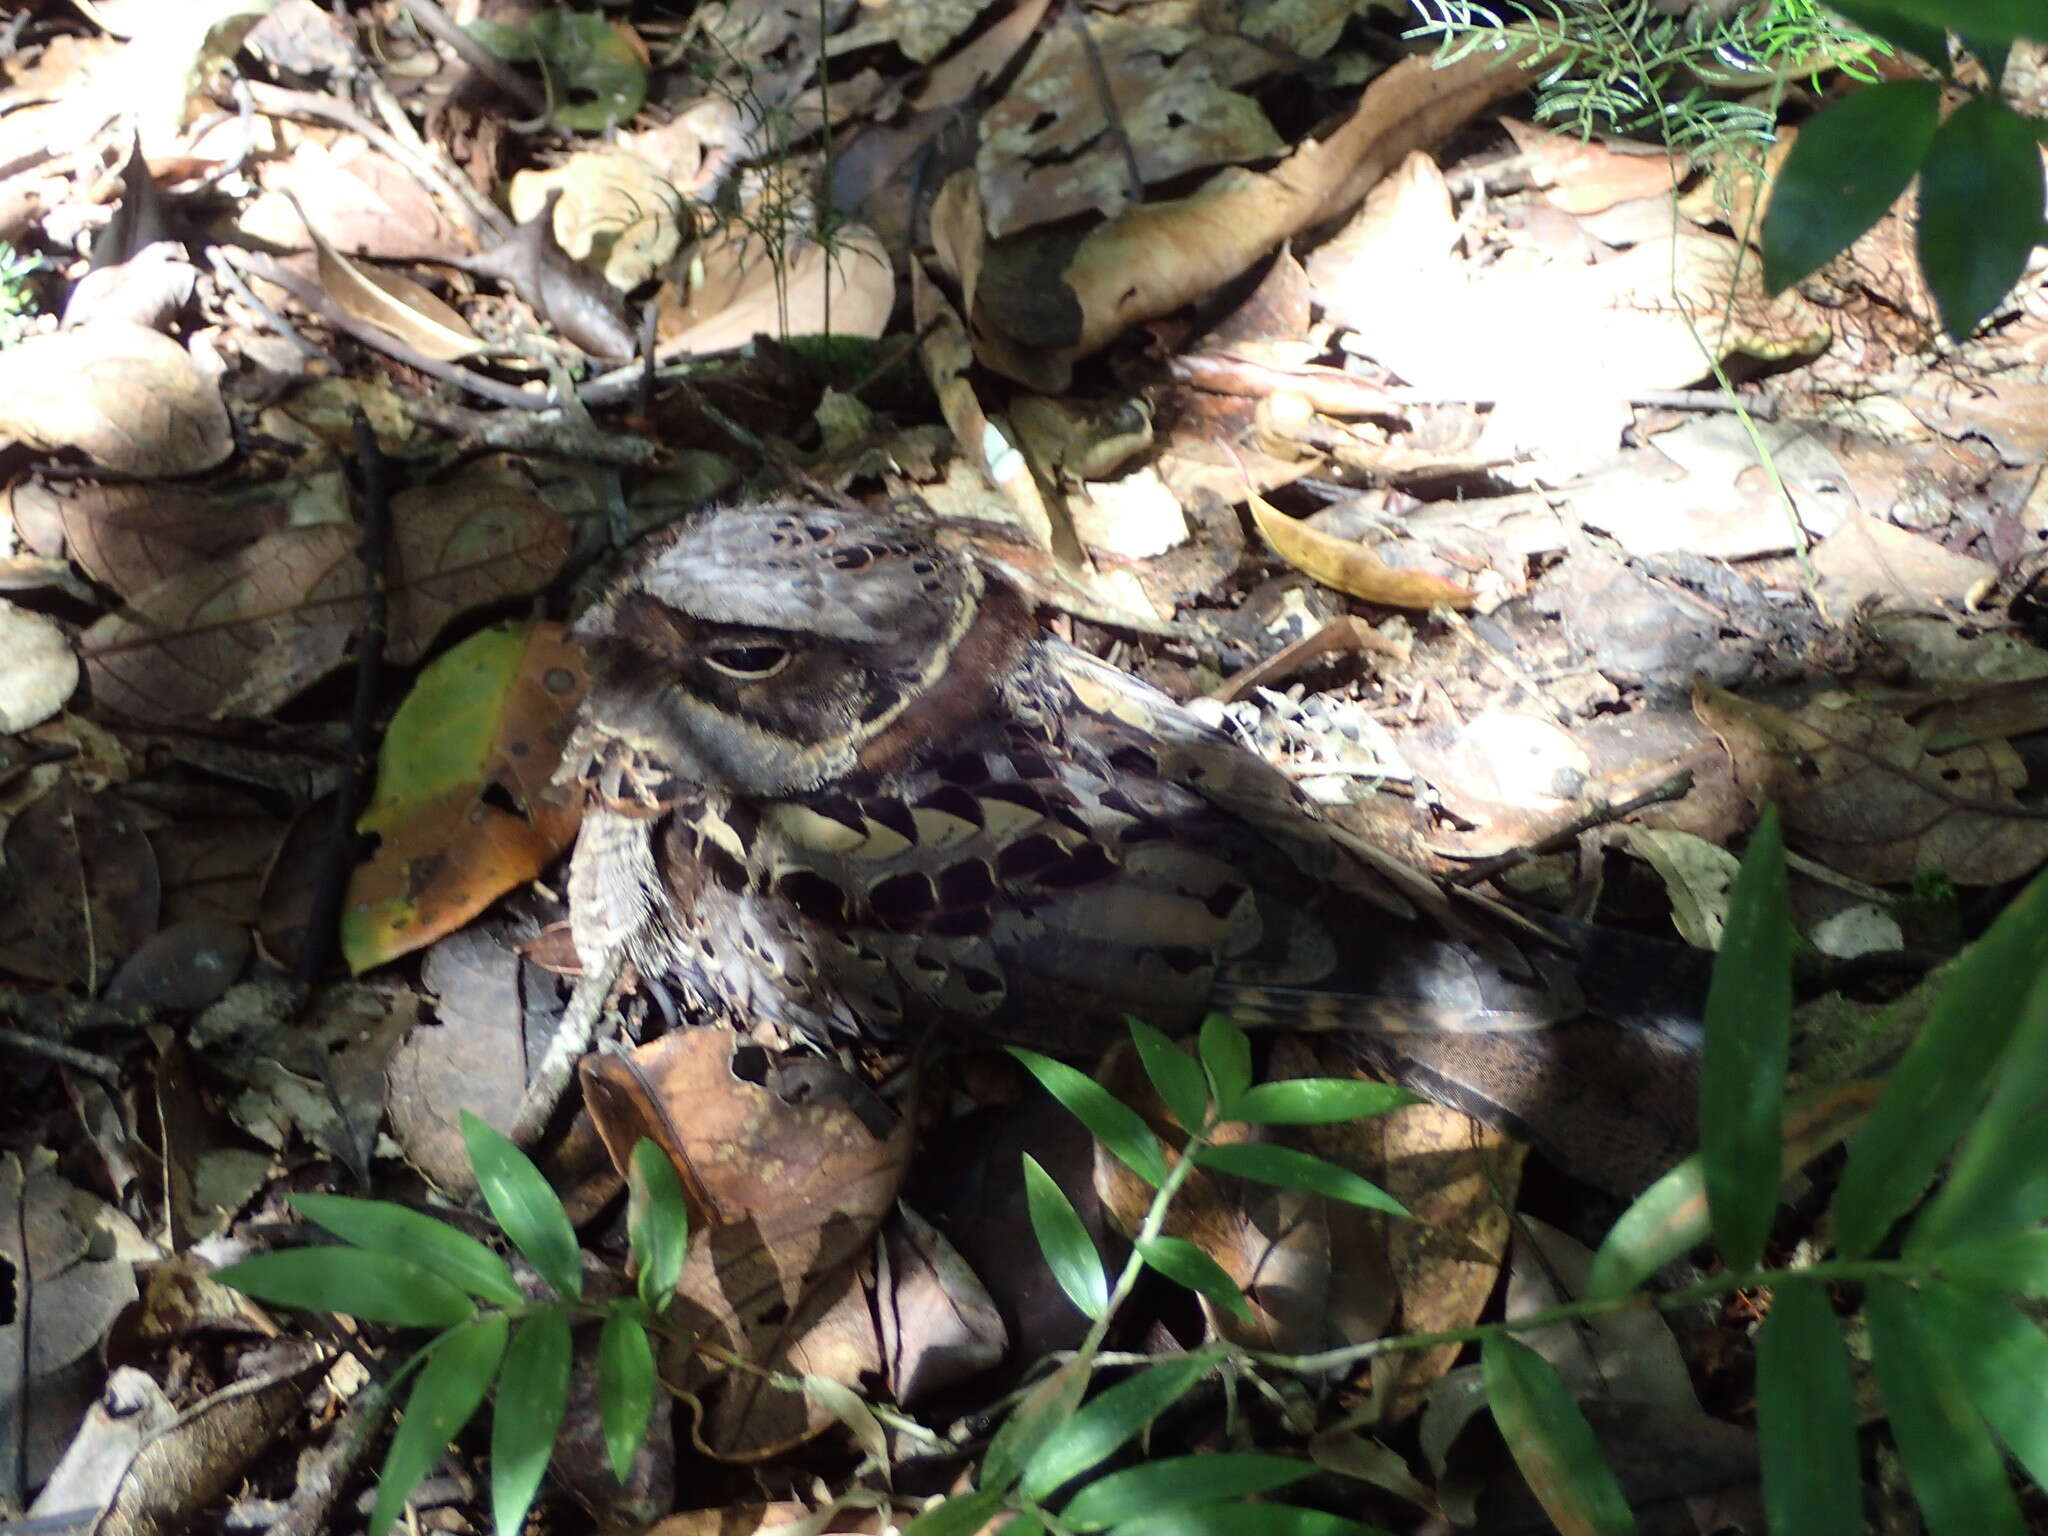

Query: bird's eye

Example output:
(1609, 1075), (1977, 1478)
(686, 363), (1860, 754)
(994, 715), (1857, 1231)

(703, 644), (792, 679)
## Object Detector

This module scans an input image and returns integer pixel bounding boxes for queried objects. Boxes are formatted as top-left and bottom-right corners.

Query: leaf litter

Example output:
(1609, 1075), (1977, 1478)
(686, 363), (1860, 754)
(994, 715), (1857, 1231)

(1, 4), (2047, 1534)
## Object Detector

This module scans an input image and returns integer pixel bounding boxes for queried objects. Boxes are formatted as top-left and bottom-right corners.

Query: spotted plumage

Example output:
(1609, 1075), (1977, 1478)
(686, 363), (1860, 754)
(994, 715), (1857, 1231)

(564, 503), (1576, 1053)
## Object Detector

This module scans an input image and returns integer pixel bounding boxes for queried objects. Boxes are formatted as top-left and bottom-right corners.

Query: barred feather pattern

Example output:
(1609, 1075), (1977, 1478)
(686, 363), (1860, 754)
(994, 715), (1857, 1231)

(564, 503), (1575, 1051)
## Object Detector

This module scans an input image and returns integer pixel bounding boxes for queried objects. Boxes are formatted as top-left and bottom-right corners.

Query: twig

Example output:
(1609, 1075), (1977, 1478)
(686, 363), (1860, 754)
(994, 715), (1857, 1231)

(1446, 769), (1696, 888)
(243, 82), (508, 246)
(208, 246), (331, 364)
(397, 0), (550, 119)
(1062, 1), (1144, 203)
(0, 1027), (124, 1084)
(296, 413), (391, 998)
(361, 74), (516, 242)
(232, 249), (561, 410)
(400, 394), (660, 464)
(268, 1371), (393, 1536)
(509, 951), (622, 1147)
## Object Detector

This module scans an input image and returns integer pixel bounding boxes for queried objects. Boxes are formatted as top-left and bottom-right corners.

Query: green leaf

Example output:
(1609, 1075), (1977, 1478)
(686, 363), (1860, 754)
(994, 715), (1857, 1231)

(1061, 1453), (1312, 1531)
(215, 1248), (476, 1329)
(491, 1312), (571, 1536)
(1225, 1078), (1418, 1126)
(1906, 966), (2048, 1257)
(1197, 1016), (1253, 1119)
(463, 19), (538, 60)
(1129, 1019), (1211, 1131)
(1835, 0), (2042, 44)
(1022, 1154), (1109, 1321)
(1833, 867), (2048, 1258)
(1020, 1355), (1216, 1500)
(899, 1490), (1005, 1536)
(1826, 4), (1952, 70)
(1760, 79), (1939, 292)
(1914, 1281), (2048, 1489)
(597, 1311), (655, 1483)
(1587, 1078), (1883, 1301)
(1481, 1335), (1637, 1536)
(1108, 1508), (1392, 1536)
(288, 1194), (523, 1307)
(1865, 1278), (2026, 1536)
(463, 1111), (583, 1302)
(982, 1356), (1091, 1493)
(1135, 1236), (1252, 1322)
(370, 1314), (510, 1536)
(1192, 1142), (1408, 1218)
(1757, 1280), (1861, 1536)
(527, 11), (648, 131)
(1700, 806), (1792, 1271)
(627, 1140), (689, 1313)
(1919, 94), (2046, 337)
(1010, 1048), (1168, 1187)
(1930, 1229), (2048, 1298)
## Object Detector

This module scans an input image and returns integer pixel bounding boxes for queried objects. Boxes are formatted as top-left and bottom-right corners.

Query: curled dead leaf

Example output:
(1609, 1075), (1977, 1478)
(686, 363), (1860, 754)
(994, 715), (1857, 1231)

(1246, 482), (1475, 610)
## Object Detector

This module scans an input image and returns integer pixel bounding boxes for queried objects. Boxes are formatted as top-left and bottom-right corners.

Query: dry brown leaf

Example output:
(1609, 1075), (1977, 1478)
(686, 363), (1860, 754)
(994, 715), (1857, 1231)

(243, 140), (470, 260)
(0, 782), (159, 990)
(80, 486), (569, 722)
(1356, 1095), (1523, 1418)
(1316, 150), (1829, 405)
(833, 0), (986, 62)
(1811, 513), (1997, 610)
(581, 1031), (912, 1461)
(0, 324), (232, 475)
(0, 603), (78, 733)
(1695, 677), (2048, 885)
(657, 220), (894, 356)
(1500, 118), (1687, 215)
(908, 0), (1051, 110)
(1052, 46), (1542, 374)
(55, 482), (288, 602)
(978, 18), (1282, 236)
(508, 151), (687, 292)
(306, 231), (485, 362)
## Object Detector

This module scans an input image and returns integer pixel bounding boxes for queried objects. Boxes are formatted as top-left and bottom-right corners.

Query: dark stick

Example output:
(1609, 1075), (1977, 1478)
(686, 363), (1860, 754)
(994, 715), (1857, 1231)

(1447, 770), (1696, 889)
(295, 413), (391, 999)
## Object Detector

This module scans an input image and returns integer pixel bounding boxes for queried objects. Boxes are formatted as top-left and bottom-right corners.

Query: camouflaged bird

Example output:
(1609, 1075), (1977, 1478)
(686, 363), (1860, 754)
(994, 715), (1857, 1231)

(561, 502), (1586, 1057)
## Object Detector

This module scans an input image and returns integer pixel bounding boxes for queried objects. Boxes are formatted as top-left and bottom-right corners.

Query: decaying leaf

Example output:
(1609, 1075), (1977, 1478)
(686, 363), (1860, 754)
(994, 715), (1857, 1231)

(0, 782), (159, 991)
(79, 483), (571, 723)
(460, 192), (638, 360)
(978, 18), (1283, 236)
(580, 1029), (912, 1460)
(950, 45), (1545, 390)
(1, 1154), (143, 1502)
(52, 482), (289, 603)
(343, 624), (587, 972)
(1695, 677), (2048, 885)
(0, 324), (233, 475)
(1357, 1089), (1523, 1419)
(386, 922), (543, 1195)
